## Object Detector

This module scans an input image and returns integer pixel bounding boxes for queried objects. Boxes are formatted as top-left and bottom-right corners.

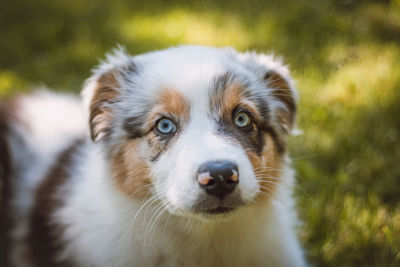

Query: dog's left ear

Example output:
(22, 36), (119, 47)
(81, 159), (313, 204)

(264, 69), (296, 134)
(82, 49), (136, 142)
(238, 52), (297, 134)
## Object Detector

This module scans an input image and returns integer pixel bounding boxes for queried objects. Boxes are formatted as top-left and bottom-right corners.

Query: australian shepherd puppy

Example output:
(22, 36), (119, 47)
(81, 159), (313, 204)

(0, 46), (306, 267)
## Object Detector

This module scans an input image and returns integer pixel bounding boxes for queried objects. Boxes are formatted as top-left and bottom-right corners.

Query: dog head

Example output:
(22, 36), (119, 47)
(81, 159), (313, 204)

(82, 46), (296, 220)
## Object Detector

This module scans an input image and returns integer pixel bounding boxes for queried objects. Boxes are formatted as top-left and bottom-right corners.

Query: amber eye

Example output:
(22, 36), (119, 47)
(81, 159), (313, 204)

(234, 112), (251, 128)
(156, 118), (177, 134)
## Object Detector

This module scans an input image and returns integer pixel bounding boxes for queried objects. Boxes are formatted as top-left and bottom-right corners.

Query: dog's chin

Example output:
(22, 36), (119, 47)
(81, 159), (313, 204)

(164, 192), (247, 222)
(167, 204), (244, 222)
(194, 207), (241, 222)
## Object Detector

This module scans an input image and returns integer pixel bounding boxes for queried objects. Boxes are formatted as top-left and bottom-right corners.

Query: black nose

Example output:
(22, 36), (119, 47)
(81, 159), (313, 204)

(196, 160), (239, 200)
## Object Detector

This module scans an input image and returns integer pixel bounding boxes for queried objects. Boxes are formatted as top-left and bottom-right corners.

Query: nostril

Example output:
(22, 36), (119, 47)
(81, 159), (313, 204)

(226, 179), (236, 185)
(206, 179), (216, 186)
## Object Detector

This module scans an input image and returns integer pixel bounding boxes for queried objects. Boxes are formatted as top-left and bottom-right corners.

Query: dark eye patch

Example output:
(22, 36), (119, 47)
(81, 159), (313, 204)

(216, 112), (266, 156)
(210, 71), (285, 155)
(124, 106), (186, 162)
(124, 116), (147, 139)
(147, 116), (181, 162)
(147, 132), (173, 162)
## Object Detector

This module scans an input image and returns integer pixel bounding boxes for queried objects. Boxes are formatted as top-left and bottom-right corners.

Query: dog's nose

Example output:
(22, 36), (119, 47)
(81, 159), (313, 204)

(196, 160), (239, 200)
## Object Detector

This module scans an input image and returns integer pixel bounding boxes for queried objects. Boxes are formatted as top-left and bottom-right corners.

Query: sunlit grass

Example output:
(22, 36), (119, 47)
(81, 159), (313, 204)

(320, 195), (400, 264)
(320, 44), (400, 106)
(0, 70), (28, 96)
(120, 9), (251, 49)
(292, 40), (400, 265)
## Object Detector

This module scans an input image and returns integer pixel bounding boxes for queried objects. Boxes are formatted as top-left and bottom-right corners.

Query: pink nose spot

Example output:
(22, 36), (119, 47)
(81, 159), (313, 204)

(197, 172), (212, 185)
(231, 170), (238, 182)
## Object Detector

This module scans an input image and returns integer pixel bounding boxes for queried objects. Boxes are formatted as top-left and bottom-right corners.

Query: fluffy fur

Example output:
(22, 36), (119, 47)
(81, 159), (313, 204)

(1, 46), (307, 267)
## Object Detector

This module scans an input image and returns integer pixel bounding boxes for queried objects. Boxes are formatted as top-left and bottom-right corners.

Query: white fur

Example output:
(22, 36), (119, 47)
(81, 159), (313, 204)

(8, 46), (307, 267)
(54, 150), (305, 267)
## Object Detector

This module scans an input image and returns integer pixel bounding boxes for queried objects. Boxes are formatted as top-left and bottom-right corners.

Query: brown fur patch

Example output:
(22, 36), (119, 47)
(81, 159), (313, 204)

(214, 83), (243, 119)
(112, 88), (190, 198)
(112, 139), (152, 198)
(89, 70), (120, 142)
(265, 71), (296, 132)
(146, 88), (191, 129)
(211, 82), (261, 121)
(246, 134), (282, 201)
(159, 88), (190, 120)
(28, 139), (84, 267)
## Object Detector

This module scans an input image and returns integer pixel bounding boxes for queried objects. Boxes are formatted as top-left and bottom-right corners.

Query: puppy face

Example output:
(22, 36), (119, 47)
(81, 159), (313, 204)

(83, 46), (296, 219)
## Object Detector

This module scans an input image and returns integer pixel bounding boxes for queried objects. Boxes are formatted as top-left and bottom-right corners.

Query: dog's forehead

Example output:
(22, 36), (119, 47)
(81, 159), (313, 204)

(133, 46), (252, 109)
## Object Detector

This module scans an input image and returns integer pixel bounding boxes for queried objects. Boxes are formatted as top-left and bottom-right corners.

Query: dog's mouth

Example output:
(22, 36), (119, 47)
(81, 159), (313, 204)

(204, 206), (235, 214)
(191, 196), (245, 216)
(173, 194), (245, 218)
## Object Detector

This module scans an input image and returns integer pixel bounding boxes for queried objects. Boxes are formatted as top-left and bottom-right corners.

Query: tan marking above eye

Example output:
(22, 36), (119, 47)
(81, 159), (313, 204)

(211, 82), (244, 120)
(217, 85), (261, 125)
(146, 88), (190, 131)
(159, 88), (190, 120)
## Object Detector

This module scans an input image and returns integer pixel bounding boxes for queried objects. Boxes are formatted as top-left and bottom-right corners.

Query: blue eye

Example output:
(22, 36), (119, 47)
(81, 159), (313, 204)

(156, 118), (177, 134)
(234, 112), (251, 128)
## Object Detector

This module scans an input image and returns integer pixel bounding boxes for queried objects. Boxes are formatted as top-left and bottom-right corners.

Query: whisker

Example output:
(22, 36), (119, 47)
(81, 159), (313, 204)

(131, 194), (160, 226)
(146, 201), (168, 244)
(254, 167), (282, 172)
(254, 174), (282, 180)
(255, 174), (313, 201)
(257, 180), (281, 187)
(128, 183), (154, 198)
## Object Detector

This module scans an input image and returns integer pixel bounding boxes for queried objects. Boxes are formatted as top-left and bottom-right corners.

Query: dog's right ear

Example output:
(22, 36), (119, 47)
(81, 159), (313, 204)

(237, 51), (297, 135)
(82, 49), (136, 142)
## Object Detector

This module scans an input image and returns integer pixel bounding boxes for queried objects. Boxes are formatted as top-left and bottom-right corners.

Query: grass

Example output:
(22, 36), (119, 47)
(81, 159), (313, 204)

(1, 0), (400, 265)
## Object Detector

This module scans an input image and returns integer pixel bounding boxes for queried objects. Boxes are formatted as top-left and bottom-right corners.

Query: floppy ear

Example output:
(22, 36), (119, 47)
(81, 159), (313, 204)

(264, 69), (296, 134)
(82, 49), (136, 142)
(238, 52), (297, 134)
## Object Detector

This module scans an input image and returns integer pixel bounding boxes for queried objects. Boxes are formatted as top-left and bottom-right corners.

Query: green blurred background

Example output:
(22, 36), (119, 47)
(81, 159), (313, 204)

(1, 0), (400, 265)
